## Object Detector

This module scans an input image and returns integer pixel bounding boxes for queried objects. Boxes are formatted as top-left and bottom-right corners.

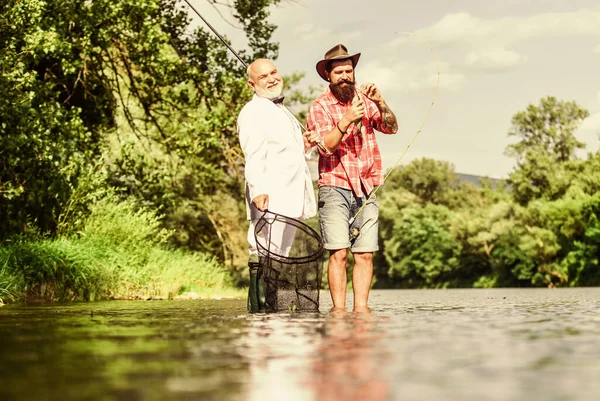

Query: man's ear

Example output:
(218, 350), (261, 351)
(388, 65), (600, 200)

(247, 80), (255, 91)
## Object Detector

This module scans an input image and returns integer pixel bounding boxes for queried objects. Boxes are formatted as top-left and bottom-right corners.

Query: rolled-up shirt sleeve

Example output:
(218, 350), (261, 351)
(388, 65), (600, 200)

(307, 101), (334, 156)
(238, 108), (268, 200)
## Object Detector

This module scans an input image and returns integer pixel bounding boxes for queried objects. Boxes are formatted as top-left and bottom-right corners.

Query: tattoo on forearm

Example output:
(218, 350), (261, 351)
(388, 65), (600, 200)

(379, 103), (398, 133)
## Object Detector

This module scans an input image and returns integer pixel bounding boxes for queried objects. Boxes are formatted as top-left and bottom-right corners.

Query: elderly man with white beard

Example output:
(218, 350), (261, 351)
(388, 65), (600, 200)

(237, 58), (320, 312)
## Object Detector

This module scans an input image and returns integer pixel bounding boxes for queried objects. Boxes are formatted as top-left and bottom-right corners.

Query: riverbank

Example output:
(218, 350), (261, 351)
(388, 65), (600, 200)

(0, 195), (244, 305)
(0, 236), (244, 305)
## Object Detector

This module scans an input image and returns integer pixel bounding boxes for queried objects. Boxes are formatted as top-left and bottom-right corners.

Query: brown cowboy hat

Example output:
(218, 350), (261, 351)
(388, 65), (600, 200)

(316, 44), (361, 81)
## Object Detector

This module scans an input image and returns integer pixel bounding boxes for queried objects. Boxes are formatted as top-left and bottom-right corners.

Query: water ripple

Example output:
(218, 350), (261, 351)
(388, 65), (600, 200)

(1, 289), (599, 401)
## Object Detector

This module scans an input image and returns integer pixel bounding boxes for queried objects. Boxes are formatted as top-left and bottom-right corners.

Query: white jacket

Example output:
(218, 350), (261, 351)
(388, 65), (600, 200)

(238, 94), (316, 221)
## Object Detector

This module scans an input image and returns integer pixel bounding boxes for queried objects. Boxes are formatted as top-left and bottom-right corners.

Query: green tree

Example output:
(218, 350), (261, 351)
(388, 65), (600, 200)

(0, 0), (282, 275)
(383, 157), (483, 210)
(562, 212), (600, 286)
(505, 96), (590, 205)
(374, 187), (420, 286)
(383, 204), (463, 288)
(384, 158), (459, 205)
(453, 200), (521, 287)
(564, 150), (600, 197)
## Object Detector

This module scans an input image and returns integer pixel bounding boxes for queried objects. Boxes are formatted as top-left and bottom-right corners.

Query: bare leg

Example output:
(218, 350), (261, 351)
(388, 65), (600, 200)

(328, 248), (349, 309)
(352, 252), (373, 308)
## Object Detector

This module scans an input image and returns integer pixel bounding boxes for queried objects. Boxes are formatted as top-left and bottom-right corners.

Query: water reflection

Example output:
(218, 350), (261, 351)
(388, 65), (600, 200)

(242, 314), (320, 401)
(241, 307), (391, 401)
(310, 307), (390, 401)
(1, 289), (600, 401)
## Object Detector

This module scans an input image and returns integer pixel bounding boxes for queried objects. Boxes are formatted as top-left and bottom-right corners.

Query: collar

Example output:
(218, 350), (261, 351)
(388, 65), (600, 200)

(251, 93), (285, 105)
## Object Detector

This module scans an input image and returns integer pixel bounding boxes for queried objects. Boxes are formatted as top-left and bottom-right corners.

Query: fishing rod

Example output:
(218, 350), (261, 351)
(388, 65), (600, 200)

(182, 0), (247, 68)
(349, 31), (440, 237)
(182, 0), (328, 153)
(183, 2), (440, 238)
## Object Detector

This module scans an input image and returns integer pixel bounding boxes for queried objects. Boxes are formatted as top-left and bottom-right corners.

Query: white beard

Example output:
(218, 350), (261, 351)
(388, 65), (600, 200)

(255, 81), (283, 100)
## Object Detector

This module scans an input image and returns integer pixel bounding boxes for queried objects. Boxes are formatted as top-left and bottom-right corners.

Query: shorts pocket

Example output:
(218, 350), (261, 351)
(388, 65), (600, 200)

(318, 185), (335, 206)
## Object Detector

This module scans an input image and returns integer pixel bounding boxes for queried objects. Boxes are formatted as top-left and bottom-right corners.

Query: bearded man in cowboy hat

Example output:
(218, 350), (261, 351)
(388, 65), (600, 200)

(307, 44), (399, 311)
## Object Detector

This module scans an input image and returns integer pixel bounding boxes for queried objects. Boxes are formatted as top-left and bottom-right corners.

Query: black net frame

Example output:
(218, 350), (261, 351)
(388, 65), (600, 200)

(254, 210), (324, 312)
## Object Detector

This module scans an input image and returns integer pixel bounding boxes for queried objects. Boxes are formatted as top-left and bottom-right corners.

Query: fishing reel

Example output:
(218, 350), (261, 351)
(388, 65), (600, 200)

(349, 226), (360, 242)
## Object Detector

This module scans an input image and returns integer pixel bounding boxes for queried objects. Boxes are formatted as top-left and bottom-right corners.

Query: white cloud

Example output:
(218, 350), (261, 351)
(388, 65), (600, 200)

(465, 49), (528, 71)
(578, 90), (600, 134)
(581, 112), (600, 131)
(359, 59), (464, 93)
(580, 90), (600, 131)
(291, 24), (334, 42)
(389, 11), (600, 72)
(396, 11), (600, 46)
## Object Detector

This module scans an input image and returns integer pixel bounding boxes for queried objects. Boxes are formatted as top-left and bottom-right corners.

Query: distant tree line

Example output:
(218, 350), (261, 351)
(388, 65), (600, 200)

(375, 96), (600, 288)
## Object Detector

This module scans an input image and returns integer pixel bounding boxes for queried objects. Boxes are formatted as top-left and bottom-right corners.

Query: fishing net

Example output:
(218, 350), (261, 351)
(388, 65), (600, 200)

(249, 211), (324, 313)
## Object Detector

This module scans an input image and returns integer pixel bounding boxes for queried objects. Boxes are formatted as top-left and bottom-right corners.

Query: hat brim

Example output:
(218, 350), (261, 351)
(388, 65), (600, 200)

(316, 53), (361, 81)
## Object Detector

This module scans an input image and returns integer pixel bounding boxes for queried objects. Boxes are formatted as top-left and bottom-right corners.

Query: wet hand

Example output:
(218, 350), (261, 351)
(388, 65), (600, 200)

(252, 194), (269, 211)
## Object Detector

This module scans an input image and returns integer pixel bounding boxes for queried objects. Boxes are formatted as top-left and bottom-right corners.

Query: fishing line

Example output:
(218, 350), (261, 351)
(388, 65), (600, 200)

(349, 31), (440, 234)
(182, 0), (328, 153)
(182, 2), (440, 236)
(182, 0), (248, 68)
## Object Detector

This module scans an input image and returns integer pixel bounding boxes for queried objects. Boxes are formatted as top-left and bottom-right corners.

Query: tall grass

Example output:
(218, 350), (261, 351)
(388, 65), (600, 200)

(0, 194), (242, 303)
(0, 259), (22, 305)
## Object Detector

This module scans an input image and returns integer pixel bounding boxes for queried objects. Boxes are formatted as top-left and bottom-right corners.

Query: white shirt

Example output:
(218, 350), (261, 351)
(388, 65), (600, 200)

(237, 94), (316, 221)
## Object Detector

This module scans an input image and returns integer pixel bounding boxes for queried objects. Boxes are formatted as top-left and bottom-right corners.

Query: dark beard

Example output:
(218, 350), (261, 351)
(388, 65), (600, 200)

(330, 80), (355, 104)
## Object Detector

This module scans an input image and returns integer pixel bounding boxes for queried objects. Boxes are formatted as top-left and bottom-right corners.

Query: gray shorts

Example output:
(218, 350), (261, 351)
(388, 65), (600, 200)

(317, 185), (379, 252)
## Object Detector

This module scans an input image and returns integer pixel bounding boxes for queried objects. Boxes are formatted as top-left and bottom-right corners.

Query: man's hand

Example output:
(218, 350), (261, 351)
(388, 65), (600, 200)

(359, 82), (398, 134)
(252, 194), (269, 211)
(359, 82), (384, 104)
(303, 130), (321, 151)
(343, 96), (365, 126)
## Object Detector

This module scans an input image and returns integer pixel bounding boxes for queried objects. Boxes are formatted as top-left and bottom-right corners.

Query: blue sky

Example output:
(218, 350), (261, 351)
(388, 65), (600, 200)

(189, 0), (600, 179)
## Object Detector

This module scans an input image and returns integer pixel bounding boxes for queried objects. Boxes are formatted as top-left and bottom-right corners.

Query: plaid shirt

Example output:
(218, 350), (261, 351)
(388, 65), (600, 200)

(307, 88), (389, 197)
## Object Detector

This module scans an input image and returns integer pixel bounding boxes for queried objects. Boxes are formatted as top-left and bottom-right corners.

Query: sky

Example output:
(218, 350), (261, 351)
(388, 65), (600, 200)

(188, 0), (600, 179)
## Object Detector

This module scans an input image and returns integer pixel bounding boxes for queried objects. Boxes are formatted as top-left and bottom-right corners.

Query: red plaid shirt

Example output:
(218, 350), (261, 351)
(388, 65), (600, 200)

(307, 88), (390, 197)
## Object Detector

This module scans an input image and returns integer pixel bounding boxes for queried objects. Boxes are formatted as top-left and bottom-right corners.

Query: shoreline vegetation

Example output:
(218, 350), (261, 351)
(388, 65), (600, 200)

(0, 193), (244, 306)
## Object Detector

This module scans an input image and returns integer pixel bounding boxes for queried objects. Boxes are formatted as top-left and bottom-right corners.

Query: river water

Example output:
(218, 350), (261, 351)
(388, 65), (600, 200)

(1, 288), (599, 401)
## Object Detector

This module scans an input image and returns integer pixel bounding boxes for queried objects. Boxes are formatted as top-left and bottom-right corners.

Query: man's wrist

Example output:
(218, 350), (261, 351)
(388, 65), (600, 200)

(337, 118), (350, 134)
